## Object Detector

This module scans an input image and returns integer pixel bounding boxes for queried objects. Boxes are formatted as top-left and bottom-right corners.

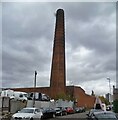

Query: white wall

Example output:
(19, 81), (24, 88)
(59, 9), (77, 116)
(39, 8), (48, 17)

(0, 97), (27, 114)
(27, 99), (74, 109)
(27, 100), (50, 108)
(10, 99), (27, 113)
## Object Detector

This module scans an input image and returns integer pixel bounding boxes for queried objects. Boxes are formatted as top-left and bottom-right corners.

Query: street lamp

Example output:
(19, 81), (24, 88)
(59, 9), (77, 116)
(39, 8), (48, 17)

(33, 71), (37, 107)
(107, 77), (111, 103)
(34, 71), (37, 88)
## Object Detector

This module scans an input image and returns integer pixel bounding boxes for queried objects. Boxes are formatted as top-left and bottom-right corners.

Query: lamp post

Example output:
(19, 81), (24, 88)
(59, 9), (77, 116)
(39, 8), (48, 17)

(33, 71), (37, 107)
(107, 77), (111, 103)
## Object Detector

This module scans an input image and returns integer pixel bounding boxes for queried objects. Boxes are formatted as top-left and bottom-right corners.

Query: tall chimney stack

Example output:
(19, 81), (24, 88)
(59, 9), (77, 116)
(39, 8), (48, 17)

(50, 9), (66, 98)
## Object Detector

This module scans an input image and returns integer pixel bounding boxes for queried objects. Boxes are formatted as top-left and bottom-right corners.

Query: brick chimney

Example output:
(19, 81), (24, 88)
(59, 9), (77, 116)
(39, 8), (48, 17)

(50, 9), (66, 98)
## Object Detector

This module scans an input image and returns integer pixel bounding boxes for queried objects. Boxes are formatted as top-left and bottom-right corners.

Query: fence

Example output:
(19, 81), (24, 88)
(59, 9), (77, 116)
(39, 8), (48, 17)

(0, 97), (10, 115)
(0, 97), (27, 115)
(27, 99), (74, 109)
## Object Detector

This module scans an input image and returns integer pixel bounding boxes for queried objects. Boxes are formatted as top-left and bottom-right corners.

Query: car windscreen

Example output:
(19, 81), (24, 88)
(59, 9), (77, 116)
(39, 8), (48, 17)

(19, 109), (34, 113)
(95, 113), (117, 120)
(55, 108), (60, 111)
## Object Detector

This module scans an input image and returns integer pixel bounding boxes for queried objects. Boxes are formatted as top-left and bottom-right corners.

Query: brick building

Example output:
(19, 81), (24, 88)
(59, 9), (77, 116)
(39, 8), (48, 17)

(12, 9), (95, 108)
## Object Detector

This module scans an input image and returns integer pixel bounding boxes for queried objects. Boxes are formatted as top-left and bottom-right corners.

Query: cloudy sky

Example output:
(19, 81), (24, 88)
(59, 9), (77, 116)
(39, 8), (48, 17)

(1, 2), (116, 96)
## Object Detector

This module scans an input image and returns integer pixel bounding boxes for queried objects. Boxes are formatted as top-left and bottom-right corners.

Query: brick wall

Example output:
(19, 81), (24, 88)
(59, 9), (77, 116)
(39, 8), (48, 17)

(12, 86), (95, 109)
(66, 86), (95, 108)
(74, 86), (95, 108)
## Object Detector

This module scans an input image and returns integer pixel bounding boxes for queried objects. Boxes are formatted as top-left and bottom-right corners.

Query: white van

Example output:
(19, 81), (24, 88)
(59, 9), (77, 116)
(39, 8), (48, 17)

(1, 89), (14, 98)
(1, 90), (28, 101)
(14, 91), (28, 101)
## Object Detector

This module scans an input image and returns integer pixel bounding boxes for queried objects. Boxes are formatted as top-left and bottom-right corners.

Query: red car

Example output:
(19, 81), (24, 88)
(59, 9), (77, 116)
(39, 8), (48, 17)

(65, 107), (74, 114)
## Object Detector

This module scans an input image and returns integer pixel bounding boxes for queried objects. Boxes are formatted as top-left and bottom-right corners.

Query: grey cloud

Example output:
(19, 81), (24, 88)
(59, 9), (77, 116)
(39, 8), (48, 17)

(3, 3), (54, 41)
(67, 15), (115, 53)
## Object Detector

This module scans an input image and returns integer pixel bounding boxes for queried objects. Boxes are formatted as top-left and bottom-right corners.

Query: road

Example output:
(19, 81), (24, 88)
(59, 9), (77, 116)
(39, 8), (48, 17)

(49, 111), (88, 120)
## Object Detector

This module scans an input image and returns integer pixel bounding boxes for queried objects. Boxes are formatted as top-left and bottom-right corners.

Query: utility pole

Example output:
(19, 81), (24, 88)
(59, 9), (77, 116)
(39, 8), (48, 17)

(107, 77), (111, 103)
(33, 71), (37, 107)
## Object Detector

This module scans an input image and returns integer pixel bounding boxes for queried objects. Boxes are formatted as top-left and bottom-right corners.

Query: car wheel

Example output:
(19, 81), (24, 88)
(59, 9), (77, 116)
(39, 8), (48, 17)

(52, 113), (56, 118)
(65, 112), (67, 115)
(30, 118), (33, 120)
(60, 112), (63, 116)
(41, 116), (43, 119)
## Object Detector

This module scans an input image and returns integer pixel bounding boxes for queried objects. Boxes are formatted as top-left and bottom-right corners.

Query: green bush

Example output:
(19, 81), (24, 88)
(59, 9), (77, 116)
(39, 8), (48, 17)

(113, 100), (118, 113)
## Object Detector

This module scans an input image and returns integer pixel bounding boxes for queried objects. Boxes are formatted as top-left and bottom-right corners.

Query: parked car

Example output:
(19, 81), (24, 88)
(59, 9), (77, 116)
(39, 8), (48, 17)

(65, 107), (74, 114)
(79, 107), (86, 112)
(55, 107), (67, 116)
(55, 107), (63, 116)
(12, 107), (43, 120)
(87, 110), (118, 120)
(60, 107), (67, 115)
(41, 108), (56, 119)
(87, 109), (104, 118)
(94, 111), (118, 120)
(106, 105), (112, 111)
(75, 107), (81, 113)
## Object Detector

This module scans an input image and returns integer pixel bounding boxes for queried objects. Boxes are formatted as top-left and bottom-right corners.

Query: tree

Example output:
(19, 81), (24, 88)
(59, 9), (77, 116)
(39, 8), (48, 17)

(55, 92), (75, 101)
(55, 92), (67, 100)
(99, 96), (110, 105)
(113, 99), (118, 113)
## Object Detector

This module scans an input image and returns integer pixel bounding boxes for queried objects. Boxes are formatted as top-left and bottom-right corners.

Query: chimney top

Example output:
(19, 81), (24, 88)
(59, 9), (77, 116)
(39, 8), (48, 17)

(56, 9), (64, 13)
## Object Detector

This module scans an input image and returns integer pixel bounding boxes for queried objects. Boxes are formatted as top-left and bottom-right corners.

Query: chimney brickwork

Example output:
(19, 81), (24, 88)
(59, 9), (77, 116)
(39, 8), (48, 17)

(50, 9), (66, 98)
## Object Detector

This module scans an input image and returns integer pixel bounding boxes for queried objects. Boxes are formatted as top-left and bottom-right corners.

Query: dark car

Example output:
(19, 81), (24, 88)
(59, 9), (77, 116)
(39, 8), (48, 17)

(87, 109), (104, 118)
(87, 111), (118, 120)
(75, 107), (85, 113)
(60, 107), (68, 115)
(55, 107), (67, 116)
(75, 107), (81, 113)
(55, 107), (63, 116)
(79, 107), (86, 112)
(41, 108), (56, 119)
(106, 105), (112, 111)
